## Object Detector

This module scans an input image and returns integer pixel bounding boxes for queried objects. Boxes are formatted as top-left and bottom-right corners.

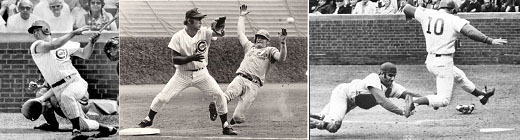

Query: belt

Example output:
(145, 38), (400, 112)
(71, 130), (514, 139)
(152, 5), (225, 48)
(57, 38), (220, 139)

(186, 67), (205, 71)
(237, 73), (263, 86)
(51, 74), (76, 88)
(430, 53), (453, 57)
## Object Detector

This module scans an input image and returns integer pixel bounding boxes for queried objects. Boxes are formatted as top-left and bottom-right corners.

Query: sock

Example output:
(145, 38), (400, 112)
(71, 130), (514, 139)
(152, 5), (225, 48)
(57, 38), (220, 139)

(147, 109), (157, 121)
(219, 114), (228, 128)
(70, 117), (80, 130)
(471, 89), (486, 97)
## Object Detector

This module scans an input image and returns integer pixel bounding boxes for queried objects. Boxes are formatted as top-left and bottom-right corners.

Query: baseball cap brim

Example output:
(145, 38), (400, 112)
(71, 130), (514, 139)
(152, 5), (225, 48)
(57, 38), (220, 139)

(191, 13), (207, 18)
(28, 26), (42, 34)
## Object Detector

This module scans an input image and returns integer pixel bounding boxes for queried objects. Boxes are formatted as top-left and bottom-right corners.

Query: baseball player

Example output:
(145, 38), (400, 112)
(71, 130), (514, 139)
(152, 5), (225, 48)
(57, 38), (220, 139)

(401, 0), (508, 115)
(207, 4), (288, 126)
(136, 8), (238, 135)
(310, 62), (423, 133)
(28, 20), (117, 137)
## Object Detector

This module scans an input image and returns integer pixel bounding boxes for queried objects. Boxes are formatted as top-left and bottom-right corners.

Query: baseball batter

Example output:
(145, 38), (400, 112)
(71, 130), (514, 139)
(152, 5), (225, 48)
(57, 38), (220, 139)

(310, 62), (423, 133)
(402, 0), (508, 114)
(28, 20), (117, 137)
(137, 8), (238, 135)
(209, 4), (288, 126)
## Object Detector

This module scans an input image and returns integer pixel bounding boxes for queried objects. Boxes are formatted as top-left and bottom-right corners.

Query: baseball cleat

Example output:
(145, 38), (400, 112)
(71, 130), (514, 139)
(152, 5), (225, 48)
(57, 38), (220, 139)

(223, 127), (238, 135)
(34, 123), (59, 131)
(480, 87), (495, 105)
(138, 119), (153, 128)
(209, 102), (218, 121)
(71, 129), (81, 136)
(309, 113), (325, 120)
(404, 94), (415, 118)
(93, 127), (118, 138)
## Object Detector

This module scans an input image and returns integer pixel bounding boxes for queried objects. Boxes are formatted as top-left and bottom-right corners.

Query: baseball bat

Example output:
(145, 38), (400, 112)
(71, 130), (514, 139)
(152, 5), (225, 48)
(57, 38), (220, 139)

(98, 11), (119, 32)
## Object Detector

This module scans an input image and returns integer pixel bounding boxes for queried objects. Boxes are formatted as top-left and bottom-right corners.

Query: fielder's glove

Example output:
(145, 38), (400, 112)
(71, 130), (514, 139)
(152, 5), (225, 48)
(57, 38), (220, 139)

(456, 104), (475, 114)
(279, 28), (287, 44)
(211, 16), (226, 36)
(104, 37), (119, 61)
(21, 98), (43, 121)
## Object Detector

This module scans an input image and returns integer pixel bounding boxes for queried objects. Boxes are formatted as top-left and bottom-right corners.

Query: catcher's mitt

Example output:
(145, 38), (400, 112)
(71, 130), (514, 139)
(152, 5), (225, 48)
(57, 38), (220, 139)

(456, 104), (475, 114)
(211, 16), (226, 36)
(21, 98), (43, 121)
(104, 37), (119, 61)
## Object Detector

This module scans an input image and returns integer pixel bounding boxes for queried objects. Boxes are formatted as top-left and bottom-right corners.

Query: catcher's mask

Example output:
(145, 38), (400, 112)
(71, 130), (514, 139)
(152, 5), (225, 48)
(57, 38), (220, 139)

(21, 99), (43, 121)
(254, 30), (270, 43)
(104, 37), (119, 61)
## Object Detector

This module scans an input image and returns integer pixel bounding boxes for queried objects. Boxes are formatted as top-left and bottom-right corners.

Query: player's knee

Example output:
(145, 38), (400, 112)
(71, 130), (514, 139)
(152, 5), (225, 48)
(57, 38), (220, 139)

(326, 120), (342, 133)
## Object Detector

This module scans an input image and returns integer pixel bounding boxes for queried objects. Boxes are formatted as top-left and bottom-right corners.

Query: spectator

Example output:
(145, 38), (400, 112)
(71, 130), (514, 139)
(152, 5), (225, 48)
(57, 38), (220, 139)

(0, 16), (6, 32)
(1, 0), (8, 21)
(466, 0), (482, 12)
(64, 0), (79, 11)
(312, 0), (336, 14)
(379, 0), (397, 13)
(71, 0), (88, 29)
(504, 0), (519, 12)
(353, 0), (377, 14)
(310, 0), (319, 13)
(396, 0), (407, 13)
(482, 0), (500, 11)
(6, 0), (42, 32)
(334, 0), (353, 14)
(76, 0), (116, 31)
(416, 0), (427, 8)
(34, 0), (70, 20)
(460, 0), (470, 11)
(426, 0), (440, 9)
(38, 0), (73, 32)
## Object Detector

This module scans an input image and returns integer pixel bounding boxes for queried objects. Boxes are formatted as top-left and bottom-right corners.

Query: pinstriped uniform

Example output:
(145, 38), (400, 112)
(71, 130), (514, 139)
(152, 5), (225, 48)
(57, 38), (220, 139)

(149, 27), (228, 115)
(224, 40), (280, 123)
(30, 39), (99, 131)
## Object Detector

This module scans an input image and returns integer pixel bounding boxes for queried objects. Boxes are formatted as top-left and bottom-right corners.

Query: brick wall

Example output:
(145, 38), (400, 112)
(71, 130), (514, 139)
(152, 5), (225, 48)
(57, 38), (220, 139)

(310, 13), (520, 65)
(120, 37), (307, 85)
(0, 32), (119, 113)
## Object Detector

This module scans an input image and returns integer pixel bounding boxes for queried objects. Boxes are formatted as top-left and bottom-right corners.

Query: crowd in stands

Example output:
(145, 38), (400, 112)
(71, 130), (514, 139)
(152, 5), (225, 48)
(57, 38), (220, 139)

(310, 0), (519, 14)
(0, 0), (117, 32)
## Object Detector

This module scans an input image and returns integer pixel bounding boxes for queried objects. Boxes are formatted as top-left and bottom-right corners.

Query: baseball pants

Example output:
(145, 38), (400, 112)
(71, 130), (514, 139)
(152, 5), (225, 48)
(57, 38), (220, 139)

(320, 83), (357, 123)
(425, 54), (476, 107)
(224, 76), (260, 123)
(150, 68), (228, 115)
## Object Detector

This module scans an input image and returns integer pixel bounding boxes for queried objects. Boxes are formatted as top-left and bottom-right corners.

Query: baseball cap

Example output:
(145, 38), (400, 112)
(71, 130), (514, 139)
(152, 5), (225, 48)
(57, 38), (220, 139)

(28, 20), (51, 35)
(185, 8), (207, 19)
(380, 62), (397, 74)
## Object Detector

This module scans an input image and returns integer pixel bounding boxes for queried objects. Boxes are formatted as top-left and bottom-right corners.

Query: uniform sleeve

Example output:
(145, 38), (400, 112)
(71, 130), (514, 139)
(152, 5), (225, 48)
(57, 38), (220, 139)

(30, 40), (45, 54)
(389, 83), (406, 98)
(269, 47), (281, 63)
(243, 41), (255, 54)
(414, 7), (427, 23)
(362, 73), (382, 90)
(167, 34), (181, 52)
(452, 16), (470, 33)
(62, 41), (81, 54)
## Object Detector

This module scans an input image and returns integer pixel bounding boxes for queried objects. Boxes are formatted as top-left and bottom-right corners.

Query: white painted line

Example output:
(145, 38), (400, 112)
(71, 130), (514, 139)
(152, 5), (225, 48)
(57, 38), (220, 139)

(480, 128), (515, 132)
(310, 54), (326, 56)
(136, 135), (307, 140)
(343, 119), (462, 125)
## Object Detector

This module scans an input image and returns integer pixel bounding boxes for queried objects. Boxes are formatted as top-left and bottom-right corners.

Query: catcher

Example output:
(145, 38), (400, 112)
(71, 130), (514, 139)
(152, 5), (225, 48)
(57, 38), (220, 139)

(25, 20), (117, 137)
(310, 62), (423, 133)
(104, 36), (119, 74)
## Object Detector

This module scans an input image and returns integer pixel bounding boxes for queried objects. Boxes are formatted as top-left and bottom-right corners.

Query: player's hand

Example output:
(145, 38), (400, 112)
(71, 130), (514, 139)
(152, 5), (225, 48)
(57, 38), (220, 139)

(492, 38), (507, 45)
(189, 53), (204, 62)
(278, 28), (287, 44)
(89, 32), (101, 43)
(72, 26), (89, 35)
(239, 4), (250, 16)
(28, 98), (43, 104)
(27, 81), (39, 91)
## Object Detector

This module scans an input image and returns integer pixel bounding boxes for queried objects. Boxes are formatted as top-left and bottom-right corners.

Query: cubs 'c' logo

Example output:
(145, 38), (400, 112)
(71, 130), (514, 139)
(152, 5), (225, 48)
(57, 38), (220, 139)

(195, 40), (207, 54)
(55, 49), (68, 60)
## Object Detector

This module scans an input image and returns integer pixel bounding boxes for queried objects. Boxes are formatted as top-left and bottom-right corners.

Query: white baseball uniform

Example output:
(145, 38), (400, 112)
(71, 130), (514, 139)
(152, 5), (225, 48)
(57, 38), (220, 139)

(224, 40), (280, 123)
(412, 7), (477, 107)
(319, 73), (406, 123)
(30, 40), (99, 131)
(149, 27), (228, 115)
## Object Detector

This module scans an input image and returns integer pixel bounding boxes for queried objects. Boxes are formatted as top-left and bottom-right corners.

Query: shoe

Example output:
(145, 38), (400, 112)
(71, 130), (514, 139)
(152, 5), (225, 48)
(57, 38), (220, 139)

(71, 129), (81, 136)
(404, 94), (415, 118)
(34, 123), (59, 131)
(209, 102), (217, 121)
(310, 113), (325, 120)
(138, 119), (153, 128)
(93, 127), (118, 138)
(480, 87), (495, 105)
(230, 119), (236, 125)
(223, 127), (238, 135)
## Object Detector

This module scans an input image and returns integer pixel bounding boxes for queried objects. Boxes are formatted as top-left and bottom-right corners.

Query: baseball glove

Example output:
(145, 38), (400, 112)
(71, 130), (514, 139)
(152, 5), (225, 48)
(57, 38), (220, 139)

(104, 37), (119, 61)
(21, 98), (43, 121)
(211, 16), (226, 36)
(456, 104), (475, 114)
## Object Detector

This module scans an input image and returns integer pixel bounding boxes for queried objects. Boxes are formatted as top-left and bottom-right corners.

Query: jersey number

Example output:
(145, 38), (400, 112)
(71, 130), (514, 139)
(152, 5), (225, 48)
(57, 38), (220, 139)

(426, 17), (444, 35)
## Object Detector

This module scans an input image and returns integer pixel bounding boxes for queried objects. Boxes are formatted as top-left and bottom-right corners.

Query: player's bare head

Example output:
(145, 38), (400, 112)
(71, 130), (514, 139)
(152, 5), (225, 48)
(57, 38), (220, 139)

(254, 30), (270, 47)
(379, 62), (397, 86)
(439, 0), (458, 14)
(28, 20), (52, 39)
(184, 8), (206, 30)
(48, 0), (64, 17)
(18, 0), (33, 20)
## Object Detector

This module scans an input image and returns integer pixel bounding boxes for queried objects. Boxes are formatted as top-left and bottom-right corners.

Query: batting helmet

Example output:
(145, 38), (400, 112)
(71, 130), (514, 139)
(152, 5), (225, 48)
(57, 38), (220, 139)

(104, 37), (119, 61)
(28, 20), (51, 35)
(21, 99), (43, 121)
(254, 30), (270, 42)
(439, 0), (458, 9)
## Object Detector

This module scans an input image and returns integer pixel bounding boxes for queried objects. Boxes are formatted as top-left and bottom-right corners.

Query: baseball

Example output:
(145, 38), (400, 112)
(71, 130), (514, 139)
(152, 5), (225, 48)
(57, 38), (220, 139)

(286, 17), (295, 24)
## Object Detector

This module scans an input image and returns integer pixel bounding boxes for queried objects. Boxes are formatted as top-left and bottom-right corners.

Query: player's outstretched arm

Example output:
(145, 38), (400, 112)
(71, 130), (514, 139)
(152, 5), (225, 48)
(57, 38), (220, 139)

(368, 87), (406, 116)
(171, 50), (204, 65)
(398, 91), (423, 99)
(460, 24), (508, 45)
(35, 26), (89, 53)
(273, 28), (287, 62)
(74, 33), (101, 59)
(36, 89), (54, 102)
(237, 4), (250, 47)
